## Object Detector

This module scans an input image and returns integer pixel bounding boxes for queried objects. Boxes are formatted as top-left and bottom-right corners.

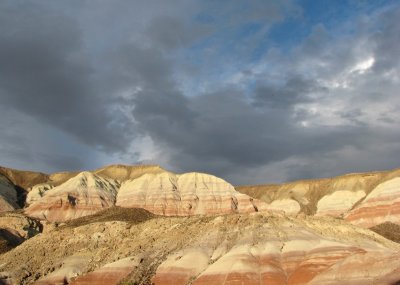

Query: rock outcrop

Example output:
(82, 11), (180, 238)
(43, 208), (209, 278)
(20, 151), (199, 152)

(47, 164), (166, 187)
(25, 172), (119, 222)
(26, 183), (54, 205)
(93, 164), (166, 182)
(1, 164), (400, 284)
(35, 254), (91, 285)
(0, 164), (166, 190)
(316, 190), (365, 217)
(0, 228), (24, 254)
(345, 177), (400, 227)
(0, 174), (19, 212)
(237, 168), (400, 225)
(0, 212), (41, 254)
(151, 248), (210, 285)
(264, 198), (301, 215)
(0, 212), (41, 239)
(116, 172), (263, 216)
(1, 212), (399, 285)
(69, 256), (144, 285)
(0, 167), (48, 190)
(151, 215), (400, 285)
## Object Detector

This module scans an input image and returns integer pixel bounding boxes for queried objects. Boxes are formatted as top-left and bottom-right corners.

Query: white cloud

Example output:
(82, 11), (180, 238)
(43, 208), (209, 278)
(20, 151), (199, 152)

(350, 57), (375, 74)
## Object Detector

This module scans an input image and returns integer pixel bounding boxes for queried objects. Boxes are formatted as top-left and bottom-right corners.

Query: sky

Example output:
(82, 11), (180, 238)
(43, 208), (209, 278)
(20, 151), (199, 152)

(0, 0), (400, 185)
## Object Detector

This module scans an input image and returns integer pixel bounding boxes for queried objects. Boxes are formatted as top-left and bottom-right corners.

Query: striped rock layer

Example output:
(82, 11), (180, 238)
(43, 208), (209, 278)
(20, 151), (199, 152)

(1, 212), (399, 285)
(116, 172), (263, 216)
(237, 168), (400, 227)
(24, 172), (119, 222)
(316, 190), (366, 217)
(26, 183), (54, 205)
(151, 215), (400, 285)
(345, 177), (400, 227)
(152, 214), (400, 285)
(34, 254), (91, 285)
(69, 256), (143, 285)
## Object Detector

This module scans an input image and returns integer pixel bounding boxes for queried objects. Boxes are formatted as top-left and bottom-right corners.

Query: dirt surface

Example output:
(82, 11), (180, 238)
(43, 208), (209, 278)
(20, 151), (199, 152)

(0, 211), (42, 257)
(0, 229), (23, 254)
(371, 222), (400, 243)
(63, 207), (155, 228)
(0, 209), (398, 285)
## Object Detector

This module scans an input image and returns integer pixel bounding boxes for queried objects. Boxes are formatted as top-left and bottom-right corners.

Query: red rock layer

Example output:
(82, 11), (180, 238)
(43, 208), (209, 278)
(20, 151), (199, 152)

(151, 248), (210, 285)
(25, 172), (119, 222)
(345, 177), (400, 227)
(116, 172), (264, 216)
(188, 246), (365, 285)
(237, 168), (400, 217)
(70, 257), (141, 285)
(35, 255), (90, 285)
(152, 216), (400, 285)
(153, 245), (400, 285)
(308, 251), (400, 284)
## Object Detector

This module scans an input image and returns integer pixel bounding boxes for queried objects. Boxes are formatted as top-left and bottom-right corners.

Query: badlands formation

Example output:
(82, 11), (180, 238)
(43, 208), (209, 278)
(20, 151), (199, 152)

(0, 164), (399, 284)
(238, 167), (400, 227)
(116, 172), (263, 216)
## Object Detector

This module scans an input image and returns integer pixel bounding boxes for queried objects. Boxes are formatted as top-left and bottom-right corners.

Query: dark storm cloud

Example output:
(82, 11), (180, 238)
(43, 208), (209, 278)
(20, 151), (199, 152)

(0, 130), (34, 165)
(130, 80), (373, 179)
(146, 16), (211, 50)
(110, 42), (198, 149)
(253, 76), (321, 107)
(0, 1), (132, 153)
(336, 109), (365, 126)
(0, 105), (87, 172)
(40, 153), (83, 171)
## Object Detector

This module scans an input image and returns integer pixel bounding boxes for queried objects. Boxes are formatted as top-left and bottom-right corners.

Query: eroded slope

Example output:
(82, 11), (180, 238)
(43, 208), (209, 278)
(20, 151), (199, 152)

(0, 212), (399, 285)
(116, 172), (263, 216)
(0, 175), (19, 212)
(25, 172), (119, 222)
(237, 168), (400, 227)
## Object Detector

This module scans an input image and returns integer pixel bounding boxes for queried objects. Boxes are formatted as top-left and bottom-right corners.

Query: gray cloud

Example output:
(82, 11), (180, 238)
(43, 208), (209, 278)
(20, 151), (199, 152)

(0, 106), (89, 172)
(127, 4), (400, 183)
(0, 0), (399, 185)
(146, 16), (211, 51)
(253, 76), (321, 107)
(0, 1), (133, 153)
(371, 8), (400, 73)
(131, 81), (375, 182)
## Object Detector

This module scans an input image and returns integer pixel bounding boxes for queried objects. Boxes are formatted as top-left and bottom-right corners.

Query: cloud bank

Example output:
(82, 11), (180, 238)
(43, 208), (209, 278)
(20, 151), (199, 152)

(0, 0), (399, 184)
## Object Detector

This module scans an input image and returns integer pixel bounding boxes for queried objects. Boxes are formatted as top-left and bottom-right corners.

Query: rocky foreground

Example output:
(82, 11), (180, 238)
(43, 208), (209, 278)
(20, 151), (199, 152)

(0, 164), (399, 284)
(2, 209), (400, 285)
